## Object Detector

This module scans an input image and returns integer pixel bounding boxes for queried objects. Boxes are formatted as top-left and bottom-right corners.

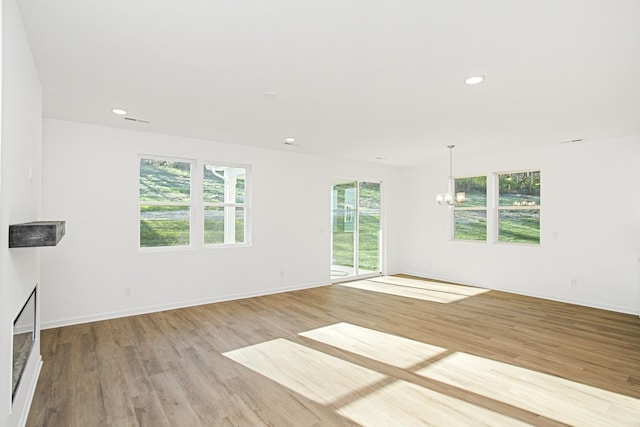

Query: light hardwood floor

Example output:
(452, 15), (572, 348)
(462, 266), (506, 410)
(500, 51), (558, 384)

(27, 276), (640, 426)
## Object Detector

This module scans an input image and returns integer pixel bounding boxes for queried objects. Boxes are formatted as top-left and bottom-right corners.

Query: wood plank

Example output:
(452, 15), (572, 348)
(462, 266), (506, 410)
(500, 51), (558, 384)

(27, 275), (640, 426)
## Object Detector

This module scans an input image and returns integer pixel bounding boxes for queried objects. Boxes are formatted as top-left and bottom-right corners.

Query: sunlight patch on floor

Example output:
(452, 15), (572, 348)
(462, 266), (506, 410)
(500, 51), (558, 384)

(300, 322), (446, 369)
(338, 276), (488, 303)
(223, 338), (385, 405)
(338, 379), (529, 427)
(224, 321), (640, 426)
(417, 352), (640, 426)
(224, 337), (529, 426)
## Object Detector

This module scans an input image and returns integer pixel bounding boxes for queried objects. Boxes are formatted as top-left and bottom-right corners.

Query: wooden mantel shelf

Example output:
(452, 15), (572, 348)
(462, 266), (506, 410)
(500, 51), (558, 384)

(9, 221), (66, 248)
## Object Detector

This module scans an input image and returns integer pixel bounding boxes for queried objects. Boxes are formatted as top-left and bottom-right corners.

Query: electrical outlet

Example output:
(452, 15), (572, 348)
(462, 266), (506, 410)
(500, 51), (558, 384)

(124, 287), (132, 296)
(570, 278), (577, 287)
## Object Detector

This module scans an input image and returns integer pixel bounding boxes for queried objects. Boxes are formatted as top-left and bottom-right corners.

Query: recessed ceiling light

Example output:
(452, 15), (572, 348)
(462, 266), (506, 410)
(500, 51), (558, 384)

(464, 75), (485, 85)
(284, 137), (296, 145)
(112, 108), (127, 115)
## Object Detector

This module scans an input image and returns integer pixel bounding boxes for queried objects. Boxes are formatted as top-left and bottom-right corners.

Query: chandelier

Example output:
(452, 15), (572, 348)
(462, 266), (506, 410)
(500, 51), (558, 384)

(436, 145), (465, 206)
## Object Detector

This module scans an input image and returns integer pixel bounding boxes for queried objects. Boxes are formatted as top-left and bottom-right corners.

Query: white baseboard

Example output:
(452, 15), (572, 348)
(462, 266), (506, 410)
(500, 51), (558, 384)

(399, 270), (640, 316)
(41, 280), (329, 329)
(41, 272), (639, 330)
(330, 271), (382, 284)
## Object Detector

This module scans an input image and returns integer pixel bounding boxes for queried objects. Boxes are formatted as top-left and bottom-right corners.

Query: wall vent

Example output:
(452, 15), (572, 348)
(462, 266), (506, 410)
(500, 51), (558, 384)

(124, 117), (150, 124)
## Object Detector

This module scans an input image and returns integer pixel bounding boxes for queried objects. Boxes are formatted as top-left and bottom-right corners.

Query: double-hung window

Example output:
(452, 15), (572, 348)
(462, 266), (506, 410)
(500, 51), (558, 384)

(453, 176), (487, 241)
(497, 170), (541, 244)
(203, 164), (248, 245)
(139, 157), (193, 247)
(139, 157), (250, 248)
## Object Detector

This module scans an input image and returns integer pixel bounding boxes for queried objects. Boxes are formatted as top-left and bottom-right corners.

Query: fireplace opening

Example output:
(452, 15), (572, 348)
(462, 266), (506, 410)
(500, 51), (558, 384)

(12, 287), (36, 403)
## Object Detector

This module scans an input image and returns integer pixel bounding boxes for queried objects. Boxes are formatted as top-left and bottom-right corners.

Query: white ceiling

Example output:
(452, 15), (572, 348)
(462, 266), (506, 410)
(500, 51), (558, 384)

(17, 0), (640, 165)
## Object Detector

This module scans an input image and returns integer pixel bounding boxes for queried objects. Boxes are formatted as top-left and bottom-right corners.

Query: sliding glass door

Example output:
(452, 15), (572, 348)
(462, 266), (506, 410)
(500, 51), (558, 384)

(331, 180), (381, 280)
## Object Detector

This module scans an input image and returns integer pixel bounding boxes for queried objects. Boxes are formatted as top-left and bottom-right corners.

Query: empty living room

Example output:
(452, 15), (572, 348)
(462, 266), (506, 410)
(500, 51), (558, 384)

(2, 1), (639, 426)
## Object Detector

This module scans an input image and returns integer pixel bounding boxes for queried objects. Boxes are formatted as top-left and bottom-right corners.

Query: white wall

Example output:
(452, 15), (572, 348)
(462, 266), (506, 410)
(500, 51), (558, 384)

(39, 118), (640, 331)
(40, 119), (400, 327)
(396, 136), (640, 314)
(0, 0), (43, 425)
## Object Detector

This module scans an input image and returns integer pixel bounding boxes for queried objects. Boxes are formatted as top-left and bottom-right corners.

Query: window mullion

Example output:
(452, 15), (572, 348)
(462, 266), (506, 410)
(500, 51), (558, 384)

(191, 160), (201, 248)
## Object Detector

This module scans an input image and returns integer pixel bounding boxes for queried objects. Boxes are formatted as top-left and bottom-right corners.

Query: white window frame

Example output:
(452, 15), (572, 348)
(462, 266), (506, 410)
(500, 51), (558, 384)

(495, 169), (541, 245)
(139, 156), (251, 250)
(201, 162), (251, 247)
(452, 174), (488, 242)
